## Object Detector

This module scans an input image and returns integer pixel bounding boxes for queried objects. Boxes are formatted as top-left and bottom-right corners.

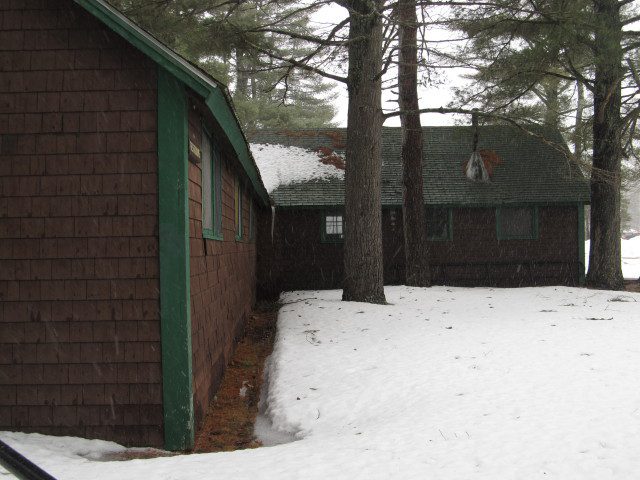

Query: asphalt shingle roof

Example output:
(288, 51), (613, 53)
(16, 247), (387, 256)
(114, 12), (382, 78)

(248, 126), (590, 207)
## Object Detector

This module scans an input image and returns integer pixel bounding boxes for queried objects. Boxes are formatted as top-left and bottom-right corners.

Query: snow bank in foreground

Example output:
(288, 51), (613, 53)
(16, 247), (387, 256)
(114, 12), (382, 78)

(250, 143), (344, 193)
(0, 431), (126, 470)
(586, 238), (640, 279)
(4, 286), (640, 479)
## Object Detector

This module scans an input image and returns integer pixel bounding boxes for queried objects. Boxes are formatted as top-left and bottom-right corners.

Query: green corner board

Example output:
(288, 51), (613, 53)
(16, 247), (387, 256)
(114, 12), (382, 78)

(73, 0), (269, 207)
(157, 69), (194, 451)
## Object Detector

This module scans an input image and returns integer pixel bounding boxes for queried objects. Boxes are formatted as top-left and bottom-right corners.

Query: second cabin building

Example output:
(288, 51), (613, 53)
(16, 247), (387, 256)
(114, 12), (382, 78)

(251, 127), (590, 297)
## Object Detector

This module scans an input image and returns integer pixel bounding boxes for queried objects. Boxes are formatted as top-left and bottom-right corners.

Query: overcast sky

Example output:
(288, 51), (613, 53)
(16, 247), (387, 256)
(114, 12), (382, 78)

(310, 3), (470, 128)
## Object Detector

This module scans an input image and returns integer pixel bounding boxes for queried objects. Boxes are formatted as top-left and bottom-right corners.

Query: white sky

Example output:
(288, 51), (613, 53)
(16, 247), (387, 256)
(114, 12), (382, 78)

(311, 3), (640, 129)
(310, 3), (470, 127)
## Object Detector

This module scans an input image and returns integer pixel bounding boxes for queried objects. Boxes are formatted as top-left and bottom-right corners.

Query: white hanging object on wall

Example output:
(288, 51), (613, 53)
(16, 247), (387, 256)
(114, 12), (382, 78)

(466, 110), (490, 183)
(466, 151), (490, 182)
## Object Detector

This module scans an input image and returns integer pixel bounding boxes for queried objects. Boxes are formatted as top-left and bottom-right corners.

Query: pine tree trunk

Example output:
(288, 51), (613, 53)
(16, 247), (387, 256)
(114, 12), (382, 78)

(542, 77), (561, 127)
(573, 81), (585, 160)
(235, 50), (248, 98)
(398, 0), (430, 287)
(586, 0), (624, 290)
(342, 0), (386, 304)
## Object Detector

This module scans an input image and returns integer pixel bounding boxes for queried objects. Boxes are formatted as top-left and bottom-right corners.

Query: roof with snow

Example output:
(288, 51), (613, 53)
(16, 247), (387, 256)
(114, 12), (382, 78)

(248, 127), (590, 207)
(250, 143), (345, 194)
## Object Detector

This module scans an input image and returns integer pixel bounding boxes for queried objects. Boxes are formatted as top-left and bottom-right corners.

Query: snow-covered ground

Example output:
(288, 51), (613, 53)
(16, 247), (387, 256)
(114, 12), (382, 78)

(4, 285), (640, 479)
(586, 237), (640, 279)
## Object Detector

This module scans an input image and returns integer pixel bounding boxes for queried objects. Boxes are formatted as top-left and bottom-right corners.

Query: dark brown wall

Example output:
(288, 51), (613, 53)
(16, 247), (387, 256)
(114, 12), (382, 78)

(258, 205), (580, 297)
(428, 206), (579, 286)
(0, 1), (162, 447)
(257, 209), (343, 298)
(187, 100), (257, 429)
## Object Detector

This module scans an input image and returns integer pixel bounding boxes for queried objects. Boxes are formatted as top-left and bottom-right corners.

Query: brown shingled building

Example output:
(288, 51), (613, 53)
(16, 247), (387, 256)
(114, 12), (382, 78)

(0, 0), (591, 453)
(250, 128), (590, 297)
(0, 0), (268, 450)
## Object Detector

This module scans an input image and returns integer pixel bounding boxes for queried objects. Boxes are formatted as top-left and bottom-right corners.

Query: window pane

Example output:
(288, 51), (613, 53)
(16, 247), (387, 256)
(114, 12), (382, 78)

(235, 180), (242, 237)
(202, 133), (213, 231)
(213, 147), (222, 236)
(426, 207), (448, 240)
(249, 200), (254, 239)
(500, 207), (534, 237)
(325, 214), (344, 238)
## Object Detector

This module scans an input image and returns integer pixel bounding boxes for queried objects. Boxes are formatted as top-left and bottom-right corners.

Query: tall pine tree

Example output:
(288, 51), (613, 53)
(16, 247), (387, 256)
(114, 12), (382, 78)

(449, 0), (640, 289)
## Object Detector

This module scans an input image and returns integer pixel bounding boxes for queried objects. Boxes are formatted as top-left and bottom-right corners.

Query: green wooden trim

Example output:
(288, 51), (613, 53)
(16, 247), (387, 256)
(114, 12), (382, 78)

(201, 128), (223, 242)
(577, 203), (586, 285)
(496, 206), (539, 240)
(157, 69), (194, 451)
(205, 92), (270, 206)
(423, 201), (582, 208)
(274, 204), (345, 211)
(249, 200), (255, 241)
(73, 0), (269, 207)
(320, 209), (345, 243)
(73, 0), (209, 97)
(203, 229), (223, 241)
(235, 179), (243, 240)
(275, 201), (583, 209)
(213, 145), (223, 237)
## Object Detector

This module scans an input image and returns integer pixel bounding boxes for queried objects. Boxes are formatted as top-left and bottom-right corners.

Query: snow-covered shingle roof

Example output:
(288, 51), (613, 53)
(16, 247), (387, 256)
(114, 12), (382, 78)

(249, 127), (590, 207)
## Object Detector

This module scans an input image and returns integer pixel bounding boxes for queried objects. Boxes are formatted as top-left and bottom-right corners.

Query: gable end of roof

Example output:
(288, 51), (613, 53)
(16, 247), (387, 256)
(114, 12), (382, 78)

(73, 0), (269, 205)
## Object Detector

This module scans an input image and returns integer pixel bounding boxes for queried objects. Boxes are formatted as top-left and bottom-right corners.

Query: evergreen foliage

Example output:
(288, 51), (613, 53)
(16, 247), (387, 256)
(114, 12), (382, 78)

(448, 0), (640, 288)
(108, 0), (337, 130)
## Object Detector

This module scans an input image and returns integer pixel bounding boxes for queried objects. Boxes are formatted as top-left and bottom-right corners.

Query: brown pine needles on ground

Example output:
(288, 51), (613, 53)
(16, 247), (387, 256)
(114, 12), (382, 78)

(99, 306), (278, 460)
(193, 306), (279, 453)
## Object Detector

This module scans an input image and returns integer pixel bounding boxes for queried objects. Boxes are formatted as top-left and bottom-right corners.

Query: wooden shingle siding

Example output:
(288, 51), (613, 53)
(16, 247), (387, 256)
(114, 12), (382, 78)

(186, 99), (257, 431)
(257, 206), (580, 297)
(0, 0), (162, 447)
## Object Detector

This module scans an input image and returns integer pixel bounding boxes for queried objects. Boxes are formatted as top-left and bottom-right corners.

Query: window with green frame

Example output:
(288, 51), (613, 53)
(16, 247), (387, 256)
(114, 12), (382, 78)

(249, 199), (255, 241)
(426, 207), (452, 241)
(496, 206), (538, 240)
(201, 130), (223, 240)
(321, 210), (344, 242)
(234, 178), (243, 239)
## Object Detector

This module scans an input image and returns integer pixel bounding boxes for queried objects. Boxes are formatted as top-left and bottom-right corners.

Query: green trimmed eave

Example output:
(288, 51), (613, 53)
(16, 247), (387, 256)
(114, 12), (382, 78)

(204, 90), (269, 206)
(272, 201), (588, 210)
(73, 0), (270, 207)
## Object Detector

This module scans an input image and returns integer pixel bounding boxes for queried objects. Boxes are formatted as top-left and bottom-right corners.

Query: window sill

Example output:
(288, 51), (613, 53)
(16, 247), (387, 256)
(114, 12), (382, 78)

(203, 230), (223, 241)
(320, 237), (344, 244)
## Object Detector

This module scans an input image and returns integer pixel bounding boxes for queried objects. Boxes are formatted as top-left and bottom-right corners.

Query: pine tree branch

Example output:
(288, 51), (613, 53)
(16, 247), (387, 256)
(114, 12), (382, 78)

(383, 106), (578, 161)
(622, 14), (640, 26)
(244, 40), (347, 84)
